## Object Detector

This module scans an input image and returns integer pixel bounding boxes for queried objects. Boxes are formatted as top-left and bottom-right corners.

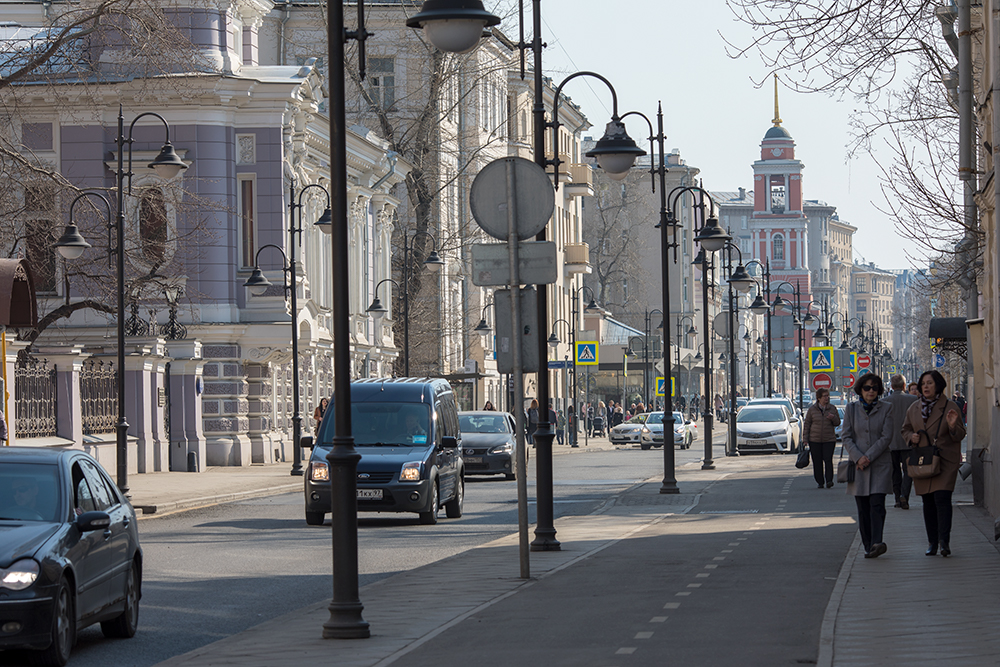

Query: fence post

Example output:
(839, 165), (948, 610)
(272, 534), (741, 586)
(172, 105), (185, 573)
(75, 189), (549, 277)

(4, 340), (31, 446)
(38, 346), (89, 450)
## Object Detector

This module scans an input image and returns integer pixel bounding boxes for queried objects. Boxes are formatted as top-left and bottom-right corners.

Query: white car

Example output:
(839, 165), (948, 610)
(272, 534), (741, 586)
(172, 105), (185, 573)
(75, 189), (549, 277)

(670, 411), (697, 449)
(610, 413), (649, 446)
(748, 397), (803, 450)
(735, 405), (799, 454)
(640, 411), (666, 450)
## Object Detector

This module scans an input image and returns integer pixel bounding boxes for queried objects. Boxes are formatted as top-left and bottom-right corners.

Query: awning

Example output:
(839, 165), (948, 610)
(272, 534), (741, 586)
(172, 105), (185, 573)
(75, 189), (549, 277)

(0, 259), (37, 327)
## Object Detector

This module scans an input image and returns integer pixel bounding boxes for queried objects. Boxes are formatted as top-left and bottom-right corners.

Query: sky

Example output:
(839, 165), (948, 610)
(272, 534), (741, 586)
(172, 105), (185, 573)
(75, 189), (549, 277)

(526, 0), (920, 271)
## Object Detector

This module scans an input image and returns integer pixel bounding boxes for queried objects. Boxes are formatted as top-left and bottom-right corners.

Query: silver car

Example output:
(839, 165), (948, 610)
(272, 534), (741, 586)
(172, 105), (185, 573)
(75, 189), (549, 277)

(610, 413), (649, 446)
(459, 411), (519, 480)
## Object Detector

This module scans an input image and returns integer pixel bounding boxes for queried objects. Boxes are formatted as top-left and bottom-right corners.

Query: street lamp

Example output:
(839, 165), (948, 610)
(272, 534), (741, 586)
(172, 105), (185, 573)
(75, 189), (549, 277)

(676, 315), (696, 398)
(55, 108), (187, 497)
(566, 286), (602, 448)
(320, 0), (499, 639)
(746, 259), (774, 395)
(719, 239), (752, 456)
(643, 309), (663, 408)
(160, 284), (187, 341)
(366, 231), (444, 377)
(687, 187), (731, 470)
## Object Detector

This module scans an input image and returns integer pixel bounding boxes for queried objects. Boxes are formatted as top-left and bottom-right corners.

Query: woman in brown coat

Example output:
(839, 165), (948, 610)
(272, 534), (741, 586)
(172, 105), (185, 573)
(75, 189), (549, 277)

(901, 370), (966, 557)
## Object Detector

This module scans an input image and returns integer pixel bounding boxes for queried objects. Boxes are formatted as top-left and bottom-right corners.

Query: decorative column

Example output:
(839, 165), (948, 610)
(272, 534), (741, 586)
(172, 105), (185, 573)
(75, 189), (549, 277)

(4, 340), (34, 447)
(165, 340), (205, 472)
(124, 337), (168, 473)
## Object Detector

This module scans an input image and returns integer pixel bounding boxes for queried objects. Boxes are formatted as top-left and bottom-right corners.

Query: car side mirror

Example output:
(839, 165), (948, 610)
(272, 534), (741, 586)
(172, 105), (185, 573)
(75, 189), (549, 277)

(790, 417), (799, 423)
(300, 435), (314, 450)
(76, 511), (111, 532)
(442, 435), (459, 449)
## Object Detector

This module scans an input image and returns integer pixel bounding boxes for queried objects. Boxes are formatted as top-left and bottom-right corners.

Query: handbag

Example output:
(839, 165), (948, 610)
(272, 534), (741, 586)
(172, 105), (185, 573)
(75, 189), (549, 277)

(907, 405), (947, 479)
(795, 442), (811, 469)
(836, 406), (855, 483)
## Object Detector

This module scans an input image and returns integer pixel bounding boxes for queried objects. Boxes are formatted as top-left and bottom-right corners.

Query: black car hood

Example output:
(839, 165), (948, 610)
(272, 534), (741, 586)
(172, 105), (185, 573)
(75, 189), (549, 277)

(459, 433), (513, 446)
(0, 522), (61, 566)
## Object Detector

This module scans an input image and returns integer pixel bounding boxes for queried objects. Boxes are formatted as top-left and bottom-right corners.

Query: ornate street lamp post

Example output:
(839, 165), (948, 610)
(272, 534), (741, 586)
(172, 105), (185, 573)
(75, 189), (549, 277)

(55, 109), (187, 496)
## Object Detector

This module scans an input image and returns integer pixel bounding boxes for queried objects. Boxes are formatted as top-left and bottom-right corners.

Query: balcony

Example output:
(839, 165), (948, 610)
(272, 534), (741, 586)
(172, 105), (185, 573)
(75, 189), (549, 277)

(564, 163), (594, 198)
(564, 242), (592, 276)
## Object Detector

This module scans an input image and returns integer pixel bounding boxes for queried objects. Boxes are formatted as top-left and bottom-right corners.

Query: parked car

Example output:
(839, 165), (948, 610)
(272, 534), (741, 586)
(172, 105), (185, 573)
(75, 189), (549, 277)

(834, 404), (846, 441)
(609, 413), (649, 446)
(748, 397), (802, 450)
(735, 405), (799, 454)
(302, 378), (464, 526)
(640, 411), (666, 450)
(459, 411), (519, 480)
(0, 447), (142, 666)
(670, 411), (697, 449)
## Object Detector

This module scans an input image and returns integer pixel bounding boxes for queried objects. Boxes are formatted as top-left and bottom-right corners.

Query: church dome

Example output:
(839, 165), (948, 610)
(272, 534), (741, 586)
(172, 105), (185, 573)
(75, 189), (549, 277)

(764, 125), (792, 140)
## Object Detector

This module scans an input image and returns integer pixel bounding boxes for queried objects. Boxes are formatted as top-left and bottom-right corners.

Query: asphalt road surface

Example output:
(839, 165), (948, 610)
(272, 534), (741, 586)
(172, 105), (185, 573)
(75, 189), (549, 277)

(2, 443), (694, 667)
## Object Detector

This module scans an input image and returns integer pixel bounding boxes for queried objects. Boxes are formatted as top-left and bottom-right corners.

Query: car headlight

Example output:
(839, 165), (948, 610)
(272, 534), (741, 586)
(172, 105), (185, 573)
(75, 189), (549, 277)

(489, 443), (513, 455)
(641, 427), (651, 434)
(770, 429), (787, 437)
(399, 462), (422, 482)
(1, 559), (39, 591)
(310, 461), (329, 482)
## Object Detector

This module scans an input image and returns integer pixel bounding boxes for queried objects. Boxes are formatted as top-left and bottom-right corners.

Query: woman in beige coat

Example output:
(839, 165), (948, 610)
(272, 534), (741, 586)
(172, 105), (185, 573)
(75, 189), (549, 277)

(901, 370), (966, 557)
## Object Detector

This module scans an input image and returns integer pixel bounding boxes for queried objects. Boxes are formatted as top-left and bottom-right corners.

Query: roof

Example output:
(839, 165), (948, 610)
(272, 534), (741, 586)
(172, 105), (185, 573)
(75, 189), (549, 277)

(603, 318), (645, 345)
(764, 125), (792, 140)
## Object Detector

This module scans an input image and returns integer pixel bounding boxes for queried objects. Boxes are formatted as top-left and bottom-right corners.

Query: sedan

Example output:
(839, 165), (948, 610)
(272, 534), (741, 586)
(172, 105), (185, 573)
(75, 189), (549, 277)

(834, 404), (846, 441)
(0, 447), (142, 666)
(609, 413), (648, 446)
(640, 412), (666, 450)
(735, 405), (799, 454)
(459, 411), (519, 480)
(671, 412), (697, 449)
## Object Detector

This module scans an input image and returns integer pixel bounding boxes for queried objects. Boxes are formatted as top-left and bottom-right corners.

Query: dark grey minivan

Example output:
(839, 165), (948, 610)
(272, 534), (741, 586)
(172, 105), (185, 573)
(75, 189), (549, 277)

(302, 378), (464, 526)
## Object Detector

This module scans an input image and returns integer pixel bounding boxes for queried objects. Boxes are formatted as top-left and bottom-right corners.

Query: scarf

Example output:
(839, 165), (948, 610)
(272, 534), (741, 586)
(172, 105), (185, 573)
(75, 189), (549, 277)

(920, 395), (939, 422)
(860, 398), (877, 414)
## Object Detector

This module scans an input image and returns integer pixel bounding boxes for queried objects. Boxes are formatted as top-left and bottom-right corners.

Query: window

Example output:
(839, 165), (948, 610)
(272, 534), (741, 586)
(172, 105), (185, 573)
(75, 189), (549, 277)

(139, 188), (168, 264)
(239, 176), (256, 268)
(772, 233), (784, 260)
(855, 276), (866, 293)
(741, 215), (747, 230)
(872, 277), (877, 292)
(856, 299), (867, 312)
(367, 57), (395, 109)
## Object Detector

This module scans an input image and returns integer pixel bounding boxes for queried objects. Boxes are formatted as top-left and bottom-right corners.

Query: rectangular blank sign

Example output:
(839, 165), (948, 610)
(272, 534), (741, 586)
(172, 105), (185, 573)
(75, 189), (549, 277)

(471, 241), (558, 286)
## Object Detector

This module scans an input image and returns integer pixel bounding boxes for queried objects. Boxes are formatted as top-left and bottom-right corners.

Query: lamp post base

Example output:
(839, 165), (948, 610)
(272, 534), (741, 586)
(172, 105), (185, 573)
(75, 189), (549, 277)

(659, 480), (680, 494)
(322, 603), (370, 639)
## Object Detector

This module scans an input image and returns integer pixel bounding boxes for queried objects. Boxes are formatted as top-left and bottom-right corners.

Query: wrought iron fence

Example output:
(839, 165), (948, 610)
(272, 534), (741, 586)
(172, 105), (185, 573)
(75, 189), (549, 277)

(14, 356), (57, 438)
(81, 359), (117, 435)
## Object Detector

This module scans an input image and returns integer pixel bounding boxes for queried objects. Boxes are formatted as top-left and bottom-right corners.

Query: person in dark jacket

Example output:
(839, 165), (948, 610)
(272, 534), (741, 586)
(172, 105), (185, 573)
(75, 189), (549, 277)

(884, 374), (918, 509)
(802, 388), (841, 488)
(527, 399), (539, 444)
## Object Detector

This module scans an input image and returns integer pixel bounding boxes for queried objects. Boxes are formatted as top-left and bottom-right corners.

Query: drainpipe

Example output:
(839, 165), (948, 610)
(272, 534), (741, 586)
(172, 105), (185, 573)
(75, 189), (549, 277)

(370, 151), (398, 191)
(278, 2), (291, 66)
(957, 0), (982, 499)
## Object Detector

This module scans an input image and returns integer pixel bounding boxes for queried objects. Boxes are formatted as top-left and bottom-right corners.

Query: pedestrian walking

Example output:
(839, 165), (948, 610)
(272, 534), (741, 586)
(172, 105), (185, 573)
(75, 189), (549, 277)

(556, 409), (565, 445)
(568, 405), (578, 447)
(907, 382), (919, 396)
(0, 407), (7, 442)
(714, 394), (724, 421)
(527, 399), (539, 445)
(483, 401), (496, 411)
(842, 374), (895, 559)
(803, 388), (840, 488)
(885, 374), (918, 509)
(312, 397), (328, 435)
(901, 370), (967, 557)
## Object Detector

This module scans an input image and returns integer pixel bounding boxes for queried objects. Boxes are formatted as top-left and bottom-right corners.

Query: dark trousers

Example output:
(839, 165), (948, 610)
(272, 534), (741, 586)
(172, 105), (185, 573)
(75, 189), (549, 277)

(809, 441), (836, 486)
(556, 429), (564, 445)
(921, 490), (954, 545)
(890, 449), (912, 500)
(855, 494), (887, 553)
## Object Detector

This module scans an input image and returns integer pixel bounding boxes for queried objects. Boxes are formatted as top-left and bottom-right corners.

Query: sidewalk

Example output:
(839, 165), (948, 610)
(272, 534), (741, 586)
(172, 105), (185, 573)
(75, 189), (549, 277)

(137, 451), (1000, 666)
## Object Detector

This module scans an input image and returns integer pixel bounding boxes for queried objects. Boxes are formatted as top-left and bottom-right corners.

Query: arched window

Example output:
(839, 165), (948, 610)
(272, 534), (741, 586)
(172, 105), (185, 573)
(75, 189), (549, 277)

(772, 233), (784, 261)
(139, 188), (168, 264)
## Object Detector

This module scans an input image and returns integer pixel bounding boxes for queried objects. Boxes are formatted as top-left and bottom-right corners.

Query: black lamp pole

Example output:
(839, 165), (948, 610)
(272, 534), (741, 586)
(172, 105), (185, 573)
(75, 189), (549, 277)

(287, 182), (331, 476)
(54, 109), (187, 497)
(746, 259), (774, 395)
(645, 308), (663, 407)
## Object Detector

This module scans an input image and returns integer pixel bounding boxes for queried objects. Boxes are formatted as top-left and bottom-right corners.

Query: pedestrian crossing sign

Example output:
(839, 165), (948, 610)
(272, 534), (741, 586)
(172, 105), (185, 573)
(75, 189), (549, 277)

(654, 377), (676, 397)
(808, 346), (835, 373)
(890, 364), (898, 374)
(575, 341), (599, 366)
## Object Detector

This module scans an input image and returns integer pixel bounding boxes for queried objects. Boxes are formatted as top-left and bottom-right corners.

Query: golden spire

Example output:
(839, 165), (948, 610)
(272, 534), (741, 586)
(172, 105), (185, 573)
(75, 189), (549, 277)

(772, 73), (782, 127)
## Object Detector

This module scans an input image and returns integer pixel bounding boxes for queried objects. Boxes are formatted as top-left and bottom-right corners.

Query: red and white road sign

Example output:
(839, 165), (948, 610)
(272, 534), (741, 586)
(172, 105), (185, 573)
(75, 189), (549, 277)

(857, 354), (872, 369)
(844, 373), (856, 388)
(812, 373), (833, 391)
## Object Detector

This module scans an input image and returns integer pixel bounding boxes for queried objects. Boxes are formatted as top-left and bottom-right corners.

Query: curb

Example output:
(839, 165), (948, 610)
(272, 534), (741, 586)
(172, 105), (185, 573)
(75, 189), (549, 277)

(134, 481), (303, 518)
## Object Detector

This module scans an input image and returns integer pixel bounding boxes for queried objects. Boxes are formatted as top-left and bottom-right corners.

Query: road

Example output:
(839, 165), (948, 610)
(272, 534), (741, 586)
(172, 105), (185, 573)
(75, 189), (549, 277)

(3, 442), (706, 667)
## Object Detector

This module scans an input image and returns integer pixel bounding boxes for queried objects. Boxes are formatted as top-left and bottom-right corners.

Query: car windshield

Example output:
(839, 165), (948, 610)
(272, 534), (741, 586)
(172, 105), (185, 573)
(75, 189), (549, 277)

(0, 462), (62, 522)
(646, 413), (664, 425)
(318, 402), (432, 446)
(459, 414), (509, 434)
(625, 414), (647, 424)
(737, 407), (786, 423)
(672, 412), (685, 424)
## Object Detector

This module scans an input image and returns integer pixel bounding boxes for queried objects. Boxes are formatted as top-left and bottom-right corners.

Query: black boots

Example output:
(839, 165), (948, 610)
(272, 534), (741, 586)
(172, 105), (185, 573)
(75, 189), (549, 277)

(925, 543), (938, 556)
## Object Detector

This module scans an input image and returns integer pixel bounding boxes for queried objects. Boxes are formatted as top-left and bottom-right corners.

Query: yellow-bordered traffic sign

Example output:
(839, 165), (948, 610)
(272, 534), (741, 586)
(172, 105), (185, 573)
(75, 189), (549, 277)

(808, 346), (835, 373)
(575, 341), (598, 366)
(654, 377), (676, 397)
(848, 351), (858, 372)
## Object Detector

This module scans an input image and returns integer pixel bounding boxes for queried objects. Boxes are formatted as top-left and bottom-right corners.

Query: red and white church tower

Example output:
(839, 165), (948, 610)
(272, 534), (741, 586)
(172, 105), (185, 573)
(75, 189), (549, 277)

(751, 78), (815, 354)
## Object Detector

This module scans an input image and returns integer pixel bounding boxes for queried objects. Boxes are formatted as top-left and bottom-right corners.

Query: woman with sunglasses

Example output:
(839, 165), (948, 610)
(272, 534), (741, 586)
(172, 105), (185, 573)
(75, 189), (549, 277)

(842, 374), (895, 559)
(900, 370), (966, 557)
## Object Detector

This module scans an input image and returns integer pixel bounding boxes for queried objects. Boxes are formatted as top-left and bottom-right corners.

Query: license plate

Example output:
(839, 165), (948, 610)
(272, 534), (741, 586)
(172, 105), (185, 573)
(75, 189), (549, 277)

(357, 489), (383, 500)
(746, 439), (768, 445)
(465, 456), (483, 463)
